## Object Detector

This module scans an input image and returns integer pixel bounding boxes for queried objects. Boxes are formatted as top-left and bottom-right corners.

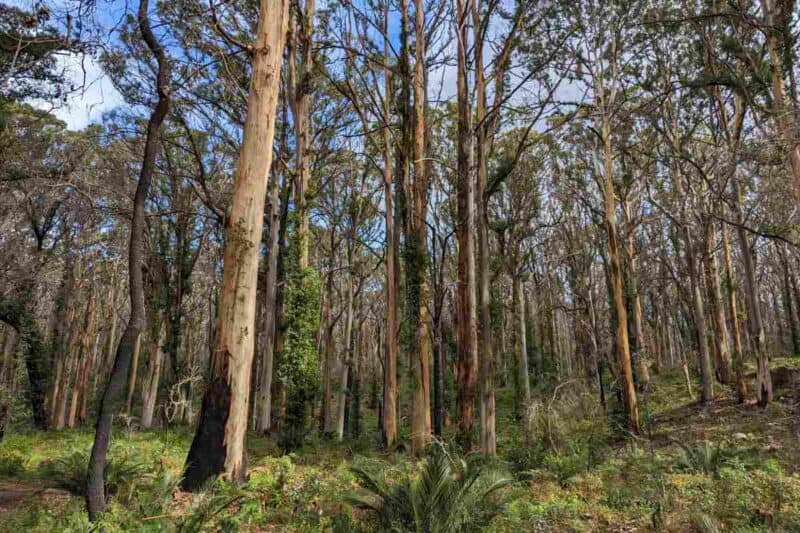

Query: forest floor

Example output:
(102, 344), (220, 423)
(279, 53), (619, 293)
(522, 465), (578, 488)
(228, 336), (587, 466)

(2, 358), (800, 532)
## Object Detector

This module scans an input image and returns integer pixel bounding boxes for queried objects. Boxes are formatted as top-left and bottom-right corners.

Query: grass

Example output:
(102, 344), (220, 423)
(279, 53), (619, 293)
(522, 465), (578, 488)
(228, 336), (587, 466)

(2, 358), (800, 531)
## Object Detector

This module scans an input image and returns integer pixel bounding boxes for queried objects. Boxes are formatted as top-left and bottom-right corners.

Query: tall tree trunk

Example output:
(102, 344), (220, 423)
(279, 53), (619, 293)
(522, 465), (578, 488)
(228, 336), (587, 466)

(778, 244), (800, 354)
(621, 200), (649, 391)
(86, 0), (171, 517)
(382, 5), (398, 447)
(473, 0), (495, 455)
(336, 273), (355, 442)
(256, 165), (282, 434)
(455, 0), (477, 449)
(514, 276), (531, 433)
(600, 118), (640, 433)
(292, 0), (315, 269)
(181, 0), (289, 491)
(406, 0), (431, 454)
(733, 182), (772, 406)
(722, 221), (747, 401)
(686, 228), (715, 403)
(75, 289), (97, 426)
(762, 0), (800, 200)
(49, 253), (78, 427)
(703, 219), (733, 384)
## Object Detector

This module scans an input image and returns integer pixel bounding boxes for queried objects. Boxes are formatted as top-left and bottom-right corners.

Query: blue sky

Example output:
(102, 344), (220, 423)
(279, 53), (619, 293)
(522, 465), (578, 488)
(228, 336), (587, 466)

(9, 0), (125, 129)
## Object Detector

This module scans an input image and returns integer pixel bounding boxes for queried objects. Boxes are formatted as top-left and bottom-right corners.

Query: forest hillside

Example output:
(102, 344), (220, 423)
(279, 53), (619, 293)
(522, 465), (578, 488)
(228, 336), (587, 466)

(2, 0), (800, 530)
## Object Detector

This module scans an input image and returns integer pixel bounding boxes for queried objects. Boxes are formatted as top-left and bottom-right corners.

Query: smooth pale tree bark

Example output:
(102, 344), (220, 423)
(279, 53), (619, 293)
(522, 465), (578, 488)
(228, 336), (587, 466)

(409, 0), (431, 453)
(777, 244), (800, 354)
(686, 227), (715, 403)
(336, 273), (355, 442)
(703, 219), (733, 384)
(141, 322), (166, 428)
(513, 276), (531, 431)
(104, 269), (118, 377)
(181, 0), (290, 490)
(381, 5), (398, 448)
(70, 288), (96, 428)
(721, 225), (746, 399)
(600, 117), (640, 433)
(734, 209), (773, 405)
(86, 0), (171, 517)
(49, 254), (79, 428)
(320, 269), (335, 433)
(621, 200), (649, 390)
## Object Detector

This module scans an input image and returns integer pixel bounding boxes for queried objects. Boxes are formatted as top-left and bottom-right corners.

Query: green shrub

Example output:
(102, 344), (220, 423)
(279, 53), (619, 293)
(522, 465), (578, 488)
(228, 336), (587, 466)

(0, 449), (27, 476)
(673, 440), (731, 478)
(37, 446), (145, 496)
(348, 444), (513, 532)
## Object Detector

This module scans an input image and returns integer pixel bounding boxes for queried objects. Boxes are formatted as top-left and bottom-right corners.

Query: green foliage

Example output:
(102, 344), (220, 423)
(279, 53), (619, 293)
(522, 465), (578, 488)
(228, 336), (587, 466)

(348, 444), (513, 533)
(672, 440), (731, 478)
(37, 446), (145, 496)
(278, 238), (322, 452)
(0, 449), (27, 476)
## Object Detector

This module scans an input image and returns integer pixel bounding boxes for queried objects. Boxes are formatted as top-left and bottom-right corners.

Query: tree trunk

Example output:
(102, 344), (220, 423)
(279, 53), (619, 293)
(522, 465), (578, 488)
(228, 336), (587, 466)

(473, 0), (495, 455)
(600, 118), (640, 433)
(292, 0), (315, 269)
(722, 223), (747, 401)
(454, 0), (477, 451)
(181, 0), (289, 491)
(336, 274), (355, 442)
(703, 219), (733, 384)
(686, 227), (715, 403)
(256, 166), (281, 434)
(733, 182), (772, 406)
(141, 321), (166, 428)
(125, 333), (142, 415)
(408, 0), (431, 454)
(381, 6), (398, 447)
(86, 0), (171, 517)
(514, 277), (531, 433)
(762, 0), (800, 201)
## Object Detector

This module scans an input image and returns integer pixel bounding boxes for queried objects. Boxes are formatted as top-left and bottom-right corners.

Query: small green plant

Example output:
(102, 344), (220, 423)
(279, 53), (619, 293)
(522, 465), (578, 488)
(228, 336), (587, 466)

(37, 446), (145, 496)
(0, 450), (27, 476)
(347, 444), (513, 532)
(177, 481), (247, 533)
(672, 440), (730, 477)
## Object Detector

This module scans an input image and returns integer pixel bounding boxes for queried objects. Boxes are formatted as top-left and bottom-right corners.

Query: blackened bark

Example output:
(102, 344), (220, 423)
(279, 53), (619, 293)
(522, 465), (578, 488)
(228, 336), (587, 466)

(181, 376), (231, 490)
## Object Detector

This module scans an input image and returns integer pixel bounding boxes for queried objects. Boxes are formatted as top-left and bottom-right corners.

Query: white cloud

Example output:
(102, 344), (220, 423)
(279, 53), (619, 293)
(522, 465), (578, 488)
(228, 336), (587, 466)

(31, 53), (126, 131)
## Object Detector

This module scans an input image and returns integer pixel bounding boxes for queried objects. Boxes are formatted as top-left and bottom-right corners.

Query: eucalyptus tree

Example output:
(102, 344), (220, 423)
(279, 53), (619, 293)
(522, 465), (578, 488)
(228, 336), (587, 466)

(182, 0), (290, 490)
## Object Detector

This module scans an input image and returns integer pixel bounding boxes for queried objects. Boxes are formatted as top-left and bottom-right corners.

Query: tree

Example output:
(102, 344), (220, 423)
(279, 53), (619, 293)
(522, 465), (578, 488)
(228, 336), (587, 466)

(86, 0), (172, 517)
(182, 0), (290, 489)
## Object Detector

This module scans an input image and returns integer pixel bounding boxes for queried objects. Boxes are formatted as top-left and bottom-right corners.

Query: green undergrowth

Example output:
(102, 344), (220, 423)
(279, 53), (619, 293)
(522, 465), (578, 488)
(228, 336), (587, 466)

(2, 359), (800, 531)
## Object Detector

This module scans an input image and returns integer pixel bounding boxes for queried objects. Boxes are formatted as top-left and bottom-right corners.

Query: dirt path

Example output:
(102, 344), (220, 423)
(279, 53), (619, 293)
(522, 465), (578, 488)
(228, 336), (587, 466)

(0, 479), (72, 513)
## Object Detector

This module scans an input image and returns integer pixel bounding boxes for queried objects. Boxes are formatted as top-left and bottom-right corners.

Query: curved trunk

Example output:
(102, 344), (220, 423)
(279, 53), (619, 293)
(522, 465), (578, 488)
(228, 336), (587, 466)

(86, 0), (171, 517)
